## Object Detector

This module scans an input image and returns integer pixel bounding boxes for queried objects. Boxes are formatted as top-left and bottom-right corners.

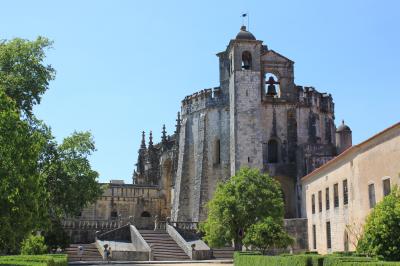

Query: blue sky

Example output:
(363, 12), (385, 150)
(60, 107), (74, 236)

(2, 0), (399, 183)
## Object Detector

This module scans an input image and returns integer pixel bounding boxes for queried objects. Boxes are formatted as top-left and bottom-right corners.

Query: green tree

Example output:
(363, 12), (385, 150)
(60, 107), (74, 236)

(357, 186), (400, 261)
(43, 131), (103, 218)
(200, 168), (290, 251)
(0, 37), (55, 116)
(0, 89), (48, 253)
(0, 37), (102, 253)
(243, 217), (293, 254)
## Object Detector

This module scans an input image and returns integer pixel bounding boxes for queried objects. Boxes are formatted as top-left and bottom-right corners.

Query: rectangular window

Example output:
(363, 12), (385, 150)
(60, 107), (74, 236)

(215, 139), (221, 164)
(383, 178), (391, 196)
(311, 194), (315, 214)
(368, 183), (376, 208)
(318, 190), (322, 212)
(326, 221), (332, 249)
(326, 187), (330, 210)
(343, 179), (348, 205)
(312, 225), (317, 250)
(334, 183), (339, 208)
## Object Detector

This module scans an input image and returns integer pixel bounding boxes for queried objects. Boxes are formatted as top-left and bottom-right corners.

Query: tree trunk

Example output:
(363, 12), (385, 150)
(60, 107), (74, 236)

(234, 239), (243, 251)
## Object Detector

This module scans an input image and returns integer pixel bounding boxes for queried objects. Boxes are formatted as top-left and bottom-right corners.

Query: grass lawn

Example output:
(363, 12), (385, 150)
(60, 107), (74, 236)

(0, 254), (67, 266)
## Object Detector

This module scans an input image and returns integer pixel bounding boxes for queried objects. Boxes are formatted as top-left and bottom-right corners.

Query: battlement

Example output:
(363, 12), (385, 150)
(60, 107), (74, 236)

(297, 85), (334, 113)
(181, 87), (225, 115)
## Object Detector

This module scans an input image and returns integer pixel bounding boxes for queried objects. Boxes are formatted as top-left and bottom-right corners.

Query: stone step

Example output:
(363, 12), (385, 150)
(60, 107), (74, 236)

(141, 236), (174, 239)
(141, 235), (171, 239)
(151, 249), (187, 255)
(147, 240), (179, 245)
(66, 243), (102, 262)
(154, 256), (189, 261)
(212, 247), (235, 259)
(138, 230), (190, 261)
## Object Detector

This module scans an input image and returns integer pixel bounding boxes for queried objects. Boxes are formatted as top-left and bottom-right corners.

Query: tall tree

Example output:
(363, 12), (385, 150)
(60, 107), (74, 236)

(43, 131), (103, 218)
(0, 37), (55, 117)
(0, 89), (48, 253)
(0, 37), (102, 253)
(200, 168), (291, 251)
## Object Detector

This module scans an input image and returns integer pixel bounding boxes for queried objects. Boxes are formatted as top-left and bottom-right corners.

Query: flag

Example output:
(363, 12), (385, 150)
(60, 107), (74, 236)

(242, 13), (247, 17)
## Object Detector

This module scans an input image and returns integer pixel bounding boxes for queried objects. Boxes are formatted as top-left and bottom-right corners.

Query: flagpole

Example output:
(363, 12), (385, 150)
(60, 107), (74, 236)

(248, 11), (250, 30)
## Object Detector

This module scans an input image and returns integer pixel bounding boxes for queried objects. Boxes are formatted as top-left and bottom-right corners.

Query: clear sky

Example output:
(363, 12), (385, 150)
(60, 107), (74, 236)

(2, 0), (399, 183)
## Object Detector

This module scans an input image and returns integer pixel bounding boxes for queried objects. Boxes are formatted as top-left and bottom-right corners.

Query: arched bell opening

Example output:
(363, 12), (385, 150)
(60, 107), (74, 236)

(241, 51), (252, 70)
(264, 73), (281, 97)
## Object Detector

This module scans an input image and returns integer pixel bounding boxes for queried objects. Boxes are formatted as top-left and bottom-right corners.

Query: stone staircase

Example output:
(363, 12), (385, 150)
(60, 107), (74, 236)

(212, 247), (235, 259)
(66, 243), (103, 262)
(139, 230), (189, 261)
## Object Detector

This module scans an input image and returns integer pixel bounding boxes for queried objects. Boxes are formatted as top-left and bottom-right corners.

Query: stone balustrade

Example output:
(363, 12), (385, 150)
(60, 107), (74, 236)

(62, 218), (128, 230)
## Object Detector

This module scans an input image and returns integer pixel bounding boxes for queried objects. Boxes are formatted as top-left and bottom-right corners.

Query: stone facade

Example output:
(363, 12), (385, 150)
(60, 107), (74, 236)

(168, 26), (342, 221)
(67, 26), (356, 246)
(301, 122), (400, 254)
(63, 181), (169, 243)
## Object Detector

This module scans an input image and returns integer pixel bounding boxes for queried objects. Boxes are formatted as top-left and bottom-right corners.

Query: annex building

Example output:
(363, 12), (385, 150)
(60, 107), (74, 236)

(302, 122), (400, 254)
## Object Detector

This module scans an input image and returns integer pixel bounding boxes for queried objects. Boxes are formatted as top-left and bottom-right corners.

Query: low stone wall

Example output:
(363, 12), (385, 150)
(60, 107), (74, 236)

(166, 224), (212, 260)
(130, 225), (151, 255)
(94, 224), (151, 261)
(97, 224), (130, 241)
(284, 218), (308, 252)
(96, 240), (149, 261)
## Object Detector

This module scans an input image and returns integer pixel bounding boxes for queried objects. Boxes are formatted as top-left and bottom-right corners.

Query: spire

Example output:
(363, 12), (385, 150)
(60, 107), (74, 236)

(162, 124), (167, 143)
(140, 131), (146, 149)
(148, 130), (153, 148)
(175, 112), (181, 134)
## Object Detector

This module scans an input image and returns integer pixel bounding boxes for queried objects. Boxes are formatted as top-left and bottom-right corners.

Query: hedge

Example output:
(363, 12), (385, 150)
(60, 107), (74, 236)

(0, 254), (67, 266)
(234, 252), (400, 266)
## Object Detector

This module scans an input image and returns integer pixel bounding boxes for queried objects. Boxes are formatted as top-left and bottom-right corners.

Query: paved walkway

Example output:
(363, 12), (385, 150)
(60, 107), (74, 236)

(68, 260), (233, 266)
(70, 263), (233, 266)
(95, 262), (233, 266)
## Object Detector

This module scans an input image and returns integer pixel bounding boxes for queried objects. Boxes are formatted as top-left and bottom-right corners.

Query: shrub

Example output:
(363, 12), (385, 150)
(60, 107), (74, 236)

(0, 254), (67, 266)
(20, 235), (48, 255)
(357, 186), (400, 261)
(233, 252), (399, 266)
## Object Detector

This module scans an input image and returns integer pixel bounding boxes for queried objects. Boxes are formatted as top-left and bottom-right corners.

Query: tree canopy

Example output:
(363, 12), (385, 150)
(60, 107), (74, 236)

(357, 186), (400, 261)
(0, 37), (102, 253)
(200, 167), (292, 251)
(0, 37), (55, 117)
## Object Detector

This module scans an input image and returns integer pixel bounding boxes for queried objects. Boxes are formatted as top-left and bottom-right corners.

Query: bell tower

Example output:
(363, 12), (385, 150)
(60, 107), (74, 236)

(228, 26), (264, 175)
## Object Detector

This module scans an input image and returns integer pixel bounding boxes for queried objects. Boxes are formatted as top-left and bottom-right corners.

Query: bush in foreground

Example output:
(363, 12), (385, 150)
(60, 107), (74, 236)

(20, 235), (47, 255)
(357, 186), (400, 261)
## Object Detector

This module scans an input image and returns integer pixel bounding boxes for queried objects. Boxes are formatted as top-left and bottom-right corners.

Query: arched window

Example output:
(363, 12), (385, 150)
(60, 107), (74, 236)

(141, 211), (151, 217)
(110, 211), (118, 219)
(264, 73), (280, 97)
(241, 51), (252, 70)
(268, 139), (279, 163)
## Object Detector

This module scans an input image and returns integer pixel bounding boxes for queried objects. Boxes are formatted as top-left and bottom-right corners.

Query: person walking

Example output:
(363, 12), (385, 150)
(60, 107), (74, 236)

(107, 247), (112, 263)
(77, 245), (84, 261)
(103, 244), (109, 261)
